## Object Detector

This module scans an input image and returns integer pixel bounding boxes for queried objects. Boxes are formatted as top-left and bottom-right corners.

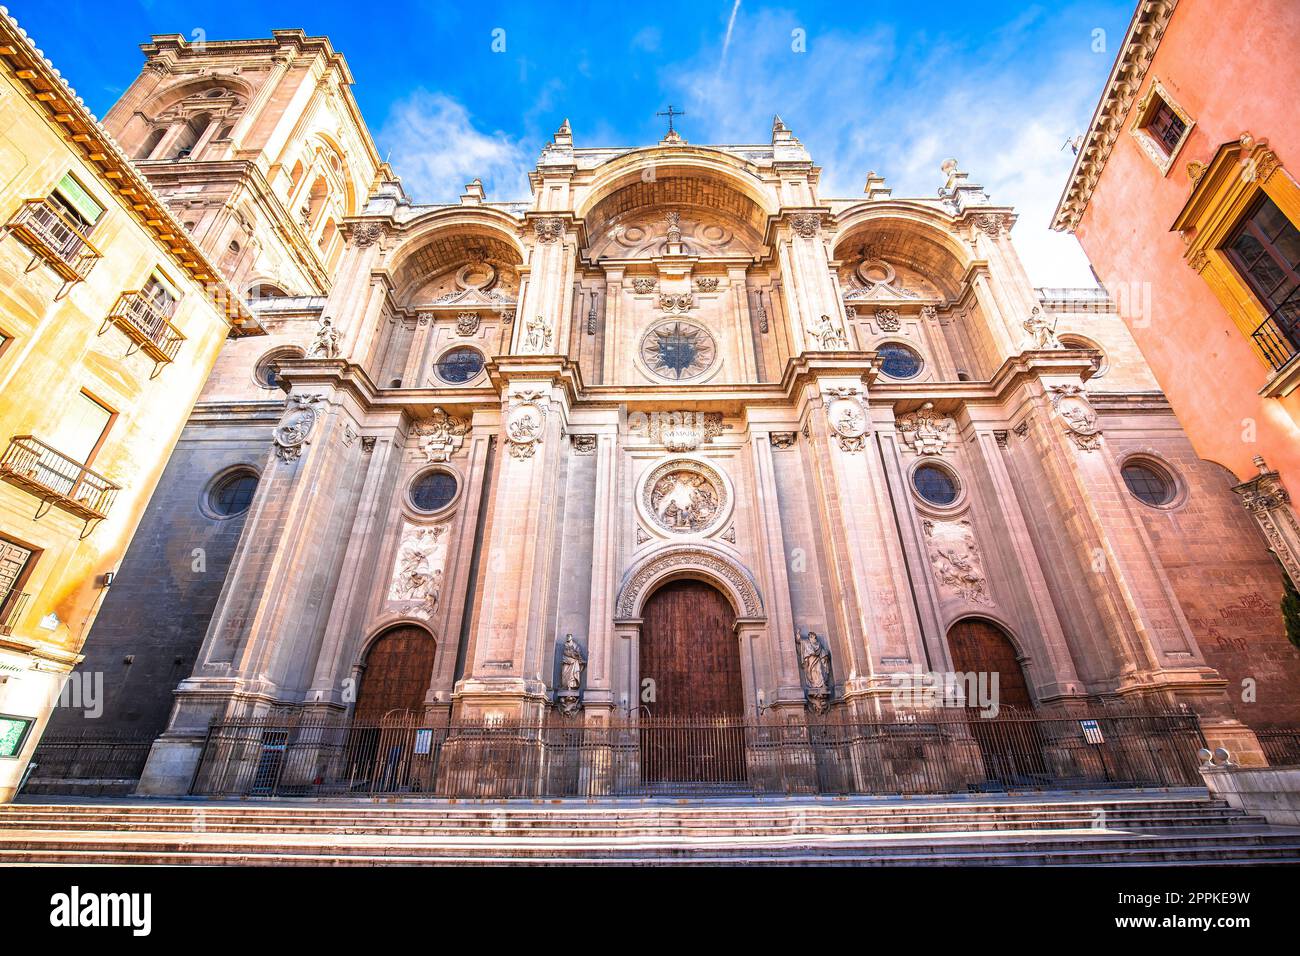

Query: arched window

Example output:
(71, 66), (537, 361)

(304, 177), (329, 229)
(171, 112), (211, 159)
(138, 128), (166, 160)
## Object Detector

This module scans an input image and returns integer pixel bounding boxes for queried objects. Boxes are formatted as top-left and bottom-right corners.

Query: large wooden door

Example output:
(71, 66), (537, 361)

(947, 619), (1033, 709)
(640, 580), (742, 717)
(353, 626), (437, 720)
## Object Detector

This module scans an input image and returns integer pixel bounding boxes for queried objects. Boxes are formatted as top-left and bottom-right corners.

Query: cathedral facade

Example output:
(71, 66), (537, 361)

(47, 32), (1300, 796)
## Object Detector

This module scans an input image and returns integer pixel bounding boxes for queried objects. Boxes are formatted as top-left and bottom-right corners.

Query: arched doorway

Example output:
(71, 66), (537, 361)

(639, 579), (744, 785)
(353, 625), (437, 720)
(946, 618), (1045, 786)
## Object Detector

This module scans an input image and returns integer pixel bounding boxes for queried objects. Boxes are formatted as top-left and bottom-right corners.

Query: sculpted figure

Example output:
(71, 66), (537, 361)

(1022, 307), (1061, 350)
(308, 316), (340, 358)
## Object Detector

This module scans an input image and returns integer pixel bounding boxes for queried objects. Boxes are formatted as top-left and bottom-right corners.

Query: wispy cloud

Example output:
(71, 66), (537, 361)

(376, 90), (532, 204)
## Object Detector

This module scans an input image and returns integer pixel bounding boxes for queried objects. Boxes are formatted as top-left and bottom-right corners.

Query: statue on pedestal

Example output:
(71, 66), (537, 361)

(556, 634), (586, 716)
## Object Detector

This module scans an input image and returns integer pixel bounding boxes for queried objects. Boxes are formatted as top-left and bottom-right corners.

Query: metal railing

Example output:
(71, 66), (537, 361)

(0, 586), (29, 636)
(1250, 290), (1300, 371)
(188, 708), (1207, 799)
(4, 198), (101, 283)
(24, 731), (154, 797)
(1258, 729), (1300, 767)
(0, 435), (120, 520)
(104, 291), (185, 364)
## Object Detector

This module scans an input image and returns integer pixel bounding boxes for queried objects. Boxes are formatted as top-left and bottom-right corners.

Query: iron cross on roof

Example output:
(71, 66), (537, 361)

(656, 105), (685, 136)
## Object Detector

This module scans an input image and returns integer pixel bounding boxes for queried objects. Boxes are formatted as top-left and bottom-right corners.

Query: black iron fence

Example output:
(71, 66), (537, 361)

(1258, 728), (1300, 767)
(188, 709), (1207, 799)
(24, 731), (153, 796)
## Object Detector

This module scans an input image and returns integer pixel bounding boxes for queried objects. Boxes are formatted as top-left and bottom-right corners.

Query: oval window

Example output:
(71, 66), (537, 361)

(1121, 461), (1175, 506)
(435, 346), (485, 384)
(210, 471), (258, 517)
(913, 464), (959, 506)
(410, 470), (459, 513)
(878, 343), (922, 379)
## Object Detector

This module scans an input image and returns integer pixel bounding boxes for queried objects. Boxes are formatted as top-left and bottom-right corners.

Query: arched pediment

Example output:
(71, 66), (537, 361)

(387, 209), (526, 302)
(615, 544), (764, 621)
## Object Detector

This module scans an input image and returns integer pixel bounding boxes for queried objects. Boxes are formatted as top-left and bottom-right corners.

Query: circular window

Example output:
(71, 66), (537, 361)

(1060, 335), (1108, 376)
(254, 348), (302, 389)
(1122, 460), (1175, 506)
(210, 471), (258, 517)
(878, 343), (923, 379)
(409, 470), (459, 513)
(913, 464), (959, 506)
(639, 320), (717, 382)
(435, 346), (485, 384)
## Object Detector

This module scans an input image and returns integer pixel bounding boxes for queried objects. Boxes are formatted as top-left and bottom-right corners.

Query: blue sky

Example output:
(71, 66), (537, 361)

(9, 1), (1134, 284)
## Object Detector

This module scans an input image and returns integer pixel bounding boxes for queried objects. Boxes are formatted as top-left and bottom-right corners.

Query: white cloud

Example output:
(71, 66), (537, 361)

(377, 90), (532, 204)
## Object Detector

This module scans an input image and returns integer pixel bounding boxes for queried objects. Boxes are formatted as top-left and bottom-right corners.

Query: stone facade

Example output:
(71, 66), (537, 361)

(46, 32), (1300, 795)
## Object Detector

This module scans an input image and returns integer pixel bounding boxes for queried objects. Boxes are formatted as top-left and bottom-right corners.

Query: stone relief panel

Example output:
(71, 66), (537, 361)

(410, 407), (469, 462)
(586, 208), (761, 260)
(823, 387), (868, 453)
(273, 394), (327, 463)
(896, 402), (954, 456)
(505, 389), (548, 459)
(636, 458), (733, 538)
(923, 518), (993, 606)
(629, 410), (724, 451)
(387, 522), (451, 619)
(1048, 384), (1102, 451)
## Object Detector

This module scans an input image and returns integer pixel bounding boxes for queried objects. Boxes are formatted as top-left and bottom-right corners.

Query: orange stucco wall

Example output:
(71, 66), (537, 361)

(1075, 0), (1300, 484)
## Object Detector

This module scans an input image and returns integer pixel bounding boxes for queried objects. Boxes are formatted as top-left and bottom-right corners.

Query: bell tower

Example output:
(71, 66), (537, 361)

(102, 30), (381, 299)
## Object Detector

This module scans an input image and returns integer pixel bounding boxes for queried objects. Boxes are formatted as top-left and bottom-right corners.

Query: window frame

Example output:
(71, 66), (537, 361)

(1129, 79), (1194, 176)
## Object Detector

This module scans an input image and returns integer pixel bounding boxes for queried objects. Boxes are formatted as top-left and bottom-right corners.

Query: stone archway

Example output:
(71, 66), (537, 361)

(353, 624), (437, 720)
(615, 544), (764, 622)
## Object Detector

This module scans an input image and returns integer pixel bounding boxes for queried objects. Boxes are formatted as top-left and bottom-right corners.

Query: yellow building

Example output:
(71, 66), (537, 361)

(0, 10), (261, 801)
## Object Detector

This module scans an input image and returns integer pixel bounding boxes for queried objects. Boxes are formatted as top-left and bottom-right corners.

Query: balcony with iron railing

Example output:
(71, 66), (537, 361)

(0, 587), (30, 637)
(1251, 289), (1300, 373)
(102, 292), (186, 367)
(0, 436), (120, 528)
(3, 198), (101, 292)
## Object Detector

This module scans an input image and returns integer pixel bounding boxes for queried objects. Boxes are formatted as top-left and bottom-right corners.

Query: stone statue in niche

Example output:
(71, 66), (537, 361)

(308, 316), (340, 358)
(796, 628), (832, 713)
(556, 634), (586, 716)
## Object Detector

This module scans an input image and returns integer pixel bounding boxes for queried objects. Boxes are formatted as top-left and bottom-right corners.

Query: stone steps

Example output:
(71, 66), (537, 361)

(4, 792), (1298, 865)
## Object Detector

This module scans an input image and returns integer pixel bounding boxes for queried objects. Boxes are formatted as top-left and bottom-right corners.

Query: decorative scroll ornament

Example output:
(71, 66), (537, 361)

(523, 314), (553, 353)
(631, 277), (658, 294)
(505, 389), (548, 460)
(695, 277), (720, 292)
(875, 308), (901, 332)
(796, 627), (833, 714)
(924, 518), (992, 606)
(307, 316), (340, 358)
(388, 523), (449, 618)
(456, 312), (481, 336)
(570, 433), (597, 455)
(811, 313), (850, 350)
(1022, 306), (1063, 350)
(896, 402), (953, 456)
(1048, 384), (1102, 451)
(533, 217), (565, 243)
(790, 214), (821, 238)
(273, 394), (326, 462)
(660, 292), (694, 314)
(555, 634), (586, 717)
(920, 305), (939, 322)
(413, 407), (469, 462)
(824, 387), (868, 452)
(973, 213), (1007, 237)
(351, 222), (385, 247)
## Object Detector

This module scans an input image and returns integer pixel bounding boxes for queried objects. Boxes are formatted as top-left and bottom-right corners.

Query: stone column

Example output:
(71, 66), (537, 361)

(775, 213), (845, 354)
(582, 419), (622, 714)
(515, 217), (575, 354)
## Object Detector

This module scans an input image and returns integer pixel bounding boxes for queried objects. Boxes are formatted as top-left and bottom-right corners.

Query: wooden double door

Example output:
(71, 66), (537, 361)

(638, 580), (745, 783)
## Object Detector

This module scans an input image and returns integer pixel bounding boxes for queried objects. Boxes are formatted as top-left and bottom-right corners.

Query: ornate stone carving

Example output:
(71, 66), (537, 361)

(640, 320), (716, 381)
(770, 431), (797, 449)
(790, 214), (821, 238)
(413, 407), (469, 462)
(824, 387), (868, 453)
(920, 305), (939, 322)
(924, 518), (992, 605)
(635, 526), (651, 545)
(273, 394), (326, 462)
(973, 213), (1007, 237)
(642, 411), (723, 452)
(1233, 456), (1300, 588)
(351, 222), (384, 247)
(505, 389), (548, 460)
(811, 313), (850, 350)
(647, 466), (724, 534)
(555, 634), (586, 717)
(993, 430), (1009, 449)
(1048, 384), (1102, 451)
(695, 277), (720, 292)
(722, 525), (736, 544)
(631, 277), (657, 294)
(616, 545), (763, 619)
(570, 433), (597, 455)
(875, 308), (901, 332)
(659, 292), (694, 314)
(756, 305), (769, 334)
(1022, 306), (1063, 350)
(533, 217), (564, 243)
(523, 314), (553, 353)
(388, 523), (448, 617)
(361, 436), (377, 453)
(896, 402), (953, 456)
(307, 316), (340, 358)
(796, 628), (833, 714)
(456, 312), (481, 336)
(587, 302), (598, 335)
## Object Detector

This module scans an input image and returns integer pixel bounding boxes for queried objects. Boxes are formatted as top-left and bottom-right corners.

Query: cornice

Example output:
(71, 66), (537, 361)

(0, 7), (262, 336)
(1051, 0), (1179, 233)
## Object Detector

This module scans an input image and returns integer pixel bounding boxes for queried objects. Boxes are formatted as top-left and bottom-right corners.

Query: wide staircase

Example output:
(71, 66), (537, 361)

(2, 790), (1299, 865)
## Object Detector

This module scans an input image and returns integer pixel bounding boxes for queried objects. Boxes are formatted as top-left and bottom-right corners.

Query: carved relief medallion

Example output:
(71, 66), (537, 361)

(824, 387), (868, 453)
(639, 320), (717, 381)
(1048, 384), (1102, 451)
(639, 458), (731, 537)
(273, 394), (326, 462)
(896, 402), (953, 456)
(505, 389), (547, 459)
